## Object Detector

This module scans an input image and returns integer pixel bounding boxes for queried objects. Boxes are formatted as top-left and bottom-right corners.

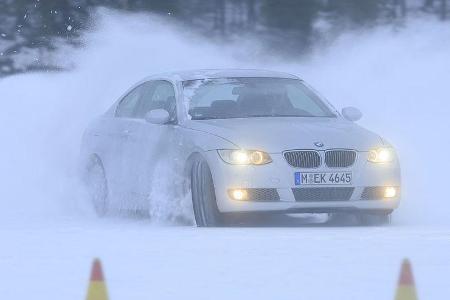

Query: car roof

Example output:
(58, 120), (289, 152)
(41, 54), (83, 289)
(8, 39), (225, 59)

(142, 69), (300, 82)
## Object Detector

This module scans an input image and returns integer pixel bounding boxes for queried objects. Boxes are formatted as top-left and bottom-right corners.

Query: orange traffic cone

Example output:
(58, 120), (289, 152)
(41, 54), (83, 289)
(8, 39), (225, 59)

(86, 258), (109, 300)
(394, 259), (418, 300)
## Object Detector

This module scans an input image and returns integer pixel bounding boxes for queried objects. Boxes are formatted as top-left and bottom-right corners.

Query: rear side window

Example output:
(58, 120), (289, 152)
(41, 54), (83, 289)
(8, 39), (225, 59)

(134, 81), (177, 121)
(115, 88), (141, 118)
(116, 81), (177, 120)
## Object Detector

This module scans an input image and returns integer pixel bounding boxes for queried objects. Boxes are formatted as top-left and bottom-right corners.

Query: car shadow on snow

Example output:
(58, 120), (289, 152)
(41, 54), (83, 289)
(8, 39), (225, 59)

(222, 213), (369, 228)
(112, 209), (384, 227)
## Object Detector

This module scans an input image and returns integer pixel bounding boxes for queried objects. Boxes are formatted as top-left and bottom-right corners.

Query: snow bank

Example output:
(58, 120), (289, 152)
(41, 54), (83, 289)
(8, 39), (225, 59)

(0, 9), (449, 226)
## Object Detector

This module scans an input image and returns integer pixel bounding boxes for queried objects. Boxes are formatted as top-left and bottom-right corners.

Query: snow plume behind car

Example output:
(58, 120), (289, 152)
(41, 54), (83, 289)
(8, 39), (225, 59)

(0, 9), (449, 226)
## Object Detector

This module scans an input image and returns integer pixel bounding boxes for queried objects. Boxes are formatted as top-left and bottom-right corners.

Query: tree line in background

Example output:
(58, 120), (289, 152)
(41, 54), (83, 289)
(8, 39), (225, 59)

(0, 0), (448, 76)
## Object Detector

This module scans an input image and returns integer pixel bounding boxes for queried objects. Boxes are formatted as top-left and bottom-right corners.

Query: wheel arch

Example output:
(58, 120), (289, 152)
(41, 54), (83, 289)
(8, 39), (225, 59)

(85, 152), (103, 169)
(80, 152), (105, 181)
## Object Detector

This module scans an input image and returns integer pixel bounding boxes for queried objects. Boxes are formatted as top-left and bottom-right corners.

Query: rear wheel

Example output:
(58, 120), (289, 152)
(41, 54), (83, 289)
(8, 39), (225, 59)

(86, 157), (109, 217)
(191, 157), (223, 227)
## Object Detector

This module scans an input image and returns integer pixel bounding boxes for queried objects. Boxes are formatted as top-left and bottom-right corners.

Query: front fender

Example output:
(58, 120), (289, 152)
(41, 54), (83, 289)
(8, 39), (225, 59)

(180, 127), (238, 152)
(178, 127), (238, 181)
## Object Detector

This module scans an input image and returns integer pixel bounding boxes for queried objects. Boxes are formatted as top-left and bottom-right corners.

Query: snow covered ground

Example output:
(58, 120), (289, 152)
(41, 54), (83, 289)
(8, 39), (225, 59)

(2, 217), (450, 299)
(1, 10), (450, 299)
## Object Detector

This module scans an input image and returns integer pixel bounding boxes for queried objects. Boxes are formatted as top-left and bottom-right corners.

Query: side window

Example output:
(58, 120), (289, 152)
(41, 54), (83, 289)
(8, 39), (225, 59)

(115, 87), (141, 118)
(134, 81), (177, 121)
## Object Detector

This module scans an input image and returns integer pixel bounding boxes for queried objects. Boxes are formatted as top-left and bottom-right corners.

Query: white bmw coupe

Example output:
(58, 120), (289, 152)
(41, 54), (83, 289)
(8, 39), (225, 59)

(80, 69), (401, 226)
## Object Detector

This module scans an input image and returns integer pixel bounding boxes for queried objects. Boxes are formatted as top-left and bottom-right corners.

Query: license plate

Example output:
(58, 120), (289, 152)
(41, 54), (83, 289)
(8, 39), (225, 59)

(294, 172), (352, 185)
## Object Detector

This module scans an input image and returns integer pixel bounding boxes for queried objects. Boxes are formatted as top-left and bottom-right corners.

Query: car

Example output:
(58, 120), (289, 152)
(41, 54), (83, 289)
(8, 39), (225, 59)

(80, 69), (401, 226)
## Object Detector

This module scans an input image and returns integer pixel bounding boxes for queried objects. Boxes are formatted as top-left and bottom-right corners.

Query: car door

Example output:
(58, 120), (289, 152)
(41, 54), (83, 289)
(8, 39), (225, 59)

(119, 80), (179, 210)
(106, 86), (142, 207)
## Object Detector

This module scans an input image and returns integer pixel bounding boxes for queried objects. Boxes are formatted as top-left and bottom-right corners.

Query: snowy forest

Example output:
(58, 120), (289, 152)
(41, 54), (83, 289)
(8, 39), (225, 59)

(0, 0), (449, 77)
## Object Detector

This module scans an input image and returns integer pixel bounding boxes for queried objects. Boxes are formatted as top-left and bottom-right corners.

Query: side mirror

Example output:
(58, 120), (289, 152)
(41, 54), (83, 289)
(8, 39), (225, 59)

(145, 109), (170, 125)
(342, 107), (362, 122)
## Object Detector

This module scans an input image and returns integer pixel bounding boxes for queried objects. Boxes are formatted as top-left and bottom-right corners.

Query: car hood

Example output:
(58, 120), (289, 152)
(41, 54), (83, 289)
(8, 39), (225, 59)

(183, 117), (383, 152)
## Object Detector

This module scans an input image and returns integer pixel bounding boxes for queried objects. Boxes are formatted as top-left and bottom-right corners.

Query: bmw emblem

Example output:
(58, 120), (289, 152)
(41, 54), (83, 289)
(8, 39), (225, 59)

(314, 142), (324, 148)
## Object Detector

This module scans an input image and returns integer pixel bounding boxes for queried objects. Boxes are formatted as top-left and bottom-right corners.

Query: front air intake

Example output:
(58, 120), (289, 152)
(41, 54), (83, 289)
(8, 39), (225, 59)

(292, 187), (354, 202)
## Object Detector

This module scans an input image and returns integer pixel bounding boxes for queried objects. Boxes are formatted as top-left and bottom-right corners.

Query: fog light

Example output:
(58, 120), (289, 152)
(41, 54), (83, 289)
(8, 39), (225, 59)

(384, 187), (397, 198)
(229, 189), (248, 201)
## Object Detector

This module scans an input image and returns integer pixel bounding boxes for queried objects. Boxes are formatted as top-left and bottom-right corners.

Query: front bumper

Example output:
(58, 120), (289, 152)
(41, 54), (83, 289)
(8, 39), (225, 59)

(204, 150), (401, 213)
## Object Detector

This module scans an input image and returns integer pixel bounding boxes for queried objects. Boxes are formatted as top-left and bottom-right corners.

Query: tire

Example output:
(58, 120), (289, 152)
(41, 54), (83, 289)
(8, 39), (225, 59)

(356, 212), (391, 226)
(86, 157), (109, 217)
(191, 157), (223, 227)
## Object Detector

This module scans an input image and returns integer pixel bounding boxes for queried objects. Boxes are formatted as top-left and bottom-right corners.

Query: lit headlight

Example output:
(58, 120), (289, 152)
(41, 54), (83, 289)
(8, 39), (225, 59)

(368, 148), (395, 163)
(218, 149), (272, 165)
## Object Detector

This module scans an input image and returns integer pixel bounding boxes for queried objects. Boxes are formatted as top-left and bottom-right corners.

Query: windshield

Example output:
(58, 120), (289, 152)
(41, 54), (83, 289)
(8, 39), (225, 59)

(183, 77), (336, 120)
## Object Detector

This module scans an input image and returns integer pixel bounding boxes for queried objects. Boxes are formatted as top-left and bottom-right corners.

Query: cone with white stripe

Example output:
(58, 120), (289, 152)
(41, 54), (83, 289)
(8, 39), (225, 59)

(395, 259), (418, 300)
(86, 258), (109, 300)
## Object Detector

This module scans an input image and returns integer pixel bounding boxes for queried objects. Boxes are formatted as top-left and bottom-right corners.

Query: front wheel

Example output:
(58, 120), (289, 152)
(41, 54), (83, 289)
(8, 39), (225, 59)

(191, 157), (223, 227)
